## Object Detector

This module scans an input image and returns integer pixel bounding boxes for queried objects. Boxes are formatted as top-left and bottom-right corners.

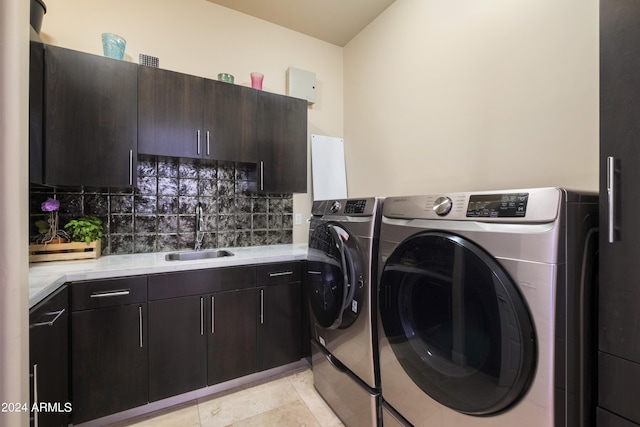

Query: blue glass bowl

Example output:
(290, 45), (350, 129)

(101, 33), (126, 60)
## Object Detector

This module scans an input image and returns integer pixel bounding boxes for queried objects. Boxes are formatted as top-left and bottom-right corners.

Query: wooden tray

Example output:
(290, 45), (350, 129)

(29, 239), (101, 263)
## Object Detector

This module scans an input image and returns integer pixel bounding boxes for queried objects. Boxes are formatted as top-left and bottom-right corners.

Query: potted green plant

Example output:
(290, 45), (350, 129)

(64, 215), (103, 243)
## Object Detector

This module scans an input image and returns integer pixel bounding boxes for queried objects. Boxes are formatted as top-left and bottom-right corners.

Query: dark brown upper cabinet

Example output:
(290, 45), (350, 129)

(43, 45), (138, 187)
(204, 79), (257, 163)
(138, 66), (205, 159)
(255, 91), (308, 194)
(138, 67), (257, 162)
(29, 39), (44, 184)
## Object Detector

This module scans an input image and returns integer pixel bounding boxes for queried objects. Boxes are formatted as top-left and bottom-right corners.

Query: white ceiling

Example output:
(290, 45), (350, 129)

(205, 0), (396, 46)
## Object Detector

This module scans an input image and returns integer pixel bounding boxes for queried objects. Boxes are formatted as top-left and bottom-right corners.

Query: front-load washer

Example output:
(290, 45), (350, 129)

(377, 188), (598, 427)
(307, 197), (383, 427)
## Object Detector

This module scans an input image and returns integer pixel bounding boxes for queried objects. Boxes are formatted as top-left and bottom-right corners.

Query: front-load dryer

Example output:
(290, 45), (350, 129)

(377, 188), (598, 427)
(307, 197), (382, 427)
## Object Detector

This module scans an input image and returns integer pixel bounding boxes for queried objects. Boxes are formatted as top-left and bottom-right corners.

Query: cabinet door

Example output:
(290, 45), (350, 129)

(256, 92), (308, 193)
(71, 304), (148, 424)
(44, 45), (137, 187)
(257, 282), (302, 371)
(138, 66), (204, 158)
(207, 288), (257, 385)
(29, 40), (44, 184)
(203, 80), (257, 163)
(29, 286), (69, 427)
(600, 0), (640, 363)
(600, 0), (640, 423)
(148, 295), (207, 401)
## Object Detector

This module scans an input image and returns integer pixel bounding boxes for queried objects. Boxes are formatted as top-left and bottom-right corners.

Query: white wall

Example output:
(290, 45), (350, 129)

(41, 0), (346, 242)
(344, 0), (599, 197)
(1, 0), (30, 425)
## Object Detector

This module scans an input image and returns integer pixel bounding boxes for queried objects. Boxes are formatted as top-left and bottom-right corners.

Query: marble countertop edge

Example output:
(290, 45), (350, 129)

(29, 244), (309, 308)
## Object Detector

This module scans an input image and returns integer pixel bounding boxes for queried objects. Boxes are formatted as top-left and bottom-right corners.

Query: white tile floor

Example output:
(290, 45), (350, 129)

(107, 368), (344, 427)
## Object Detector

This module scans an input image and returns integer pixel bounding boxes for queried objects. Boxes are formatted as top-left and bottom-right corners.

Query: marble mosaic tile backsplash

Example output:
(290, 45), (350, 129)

(29, 156), (293, 255)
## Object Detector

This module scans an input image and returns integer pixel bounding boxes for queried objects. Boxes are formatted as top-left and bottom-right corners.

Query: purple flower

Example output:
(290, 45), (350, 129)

(41, 198), (60, 212)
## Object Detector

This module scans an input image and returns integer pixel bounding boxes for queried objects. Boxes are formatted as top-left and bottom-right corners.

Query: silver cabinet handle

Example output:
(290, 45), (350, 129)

(259, 289), (265, 324)
(31, 309), (65, 327)
(260, 161), (264, 191)
(33, 364), (39, 427)
(138, 306), (143, 348)
(607, 156), (616, 243)
(211, 296), (215, 334)
(197, 130), (201, 155)
(129, 149), (133, 186)
(200, 297), (204, 336)
(269, 271), (293, 277)
(90, 290), (130, 298)
(206, 131), (211, 156)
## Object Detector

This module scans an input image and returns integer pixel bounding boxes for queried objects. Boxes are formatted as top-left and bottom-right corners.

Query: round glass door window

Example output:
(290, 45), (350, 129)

(379, 232), (537, 415)
(307, 222), (361, 330)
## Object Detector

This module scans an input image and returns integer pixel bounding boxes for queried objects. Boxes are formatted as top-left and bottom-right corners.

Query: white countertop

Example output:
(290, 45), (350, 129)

(29, 244), (308, 308)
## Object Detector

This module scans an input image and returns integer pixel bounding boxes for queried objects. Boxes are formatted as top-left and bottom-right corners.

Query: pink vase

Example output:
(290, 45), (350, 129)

(250, 72), (264, 90)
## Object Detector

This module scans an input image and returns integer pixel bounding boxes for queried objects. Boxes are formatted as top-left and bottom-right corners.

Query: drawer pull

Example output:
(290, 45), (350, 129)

(31, 309), (65, 327)
(139, 306), (143, 348)
(260, 289), (264, 324)
(269, 271), (293, 277)
(33, 363), (39, 427)
(200, 297), (204, 336)
(211, 296), (215, 334)
(90, 290), (130, 298)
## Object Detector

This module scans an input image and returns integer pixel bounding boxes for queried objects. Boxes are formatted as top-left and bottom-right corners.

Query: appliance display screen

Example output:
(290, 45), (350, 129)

(466, 193), (528, 218)
(344, 199), (367, 214)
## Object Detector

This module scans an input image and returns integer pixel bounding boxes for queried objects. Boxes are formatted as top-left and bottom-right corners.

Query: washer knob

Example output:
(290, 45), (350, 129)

(330, 201), (341, 214)
(433, 197), (453, 216)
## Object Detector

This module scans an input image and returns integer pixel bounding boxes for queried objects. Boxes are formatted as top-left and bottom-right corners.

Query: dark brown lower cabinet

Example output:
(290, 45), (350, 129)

(207, 288), (257, 385)
(71, 304), (148, 424)
(29, 285), (69, 427)
(257, 263), (303, 371)
(147, 266), (257, 401)
(70, 277), (148, 424)
(148, 295), (207, 401)
(59, 263), (302, 423)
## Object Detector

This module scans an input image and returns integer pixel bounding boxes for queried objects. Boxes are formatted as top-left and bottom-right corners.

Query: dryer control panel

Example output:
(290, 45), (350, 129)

(382, 188), (563, 223)
(466, 193), (528, 218)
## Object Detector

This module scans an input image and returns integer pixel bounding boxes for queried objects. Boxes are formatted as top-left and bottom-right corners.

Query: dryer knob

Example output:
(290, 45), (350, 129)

(433, 197), (453, 216)
(330, 201), (341, 214)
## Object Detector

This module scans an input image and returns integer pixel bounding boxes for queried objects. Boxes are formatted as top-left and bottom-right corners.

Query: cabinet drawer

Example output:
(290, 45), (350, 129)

(599, 351), (640, 424)
(257, 262), (302, 286)
(71, 276), (147, 311)
(148, 266), (256, 300)
(30, 284), (68, 321)
(597, 407), (640, 427)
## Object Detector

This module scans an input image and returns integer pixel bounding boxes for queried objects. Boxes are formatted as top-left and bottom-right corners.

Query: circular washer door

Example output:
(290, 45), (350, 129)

(379, 231), (537, 415)
(307, 222), (361, 330)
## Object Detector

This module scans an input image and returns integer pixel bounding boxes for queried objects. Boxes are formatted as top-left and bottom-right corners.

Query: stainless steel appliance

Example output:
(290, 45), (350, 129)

(377, 188), (598, 427)
(307, 198), (382, 427)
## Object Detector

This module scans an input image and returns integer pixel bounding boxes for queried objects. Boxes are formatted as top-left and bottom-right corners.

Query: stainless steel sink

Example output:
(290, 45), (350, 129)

(164, 249), (234, 261)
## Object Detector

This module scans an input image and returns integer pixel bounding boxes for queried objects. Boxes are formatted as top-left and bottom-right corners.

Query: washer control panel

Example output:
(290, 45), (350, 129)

(344, 199), (367, 214)
(312, 198), (380, 217)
